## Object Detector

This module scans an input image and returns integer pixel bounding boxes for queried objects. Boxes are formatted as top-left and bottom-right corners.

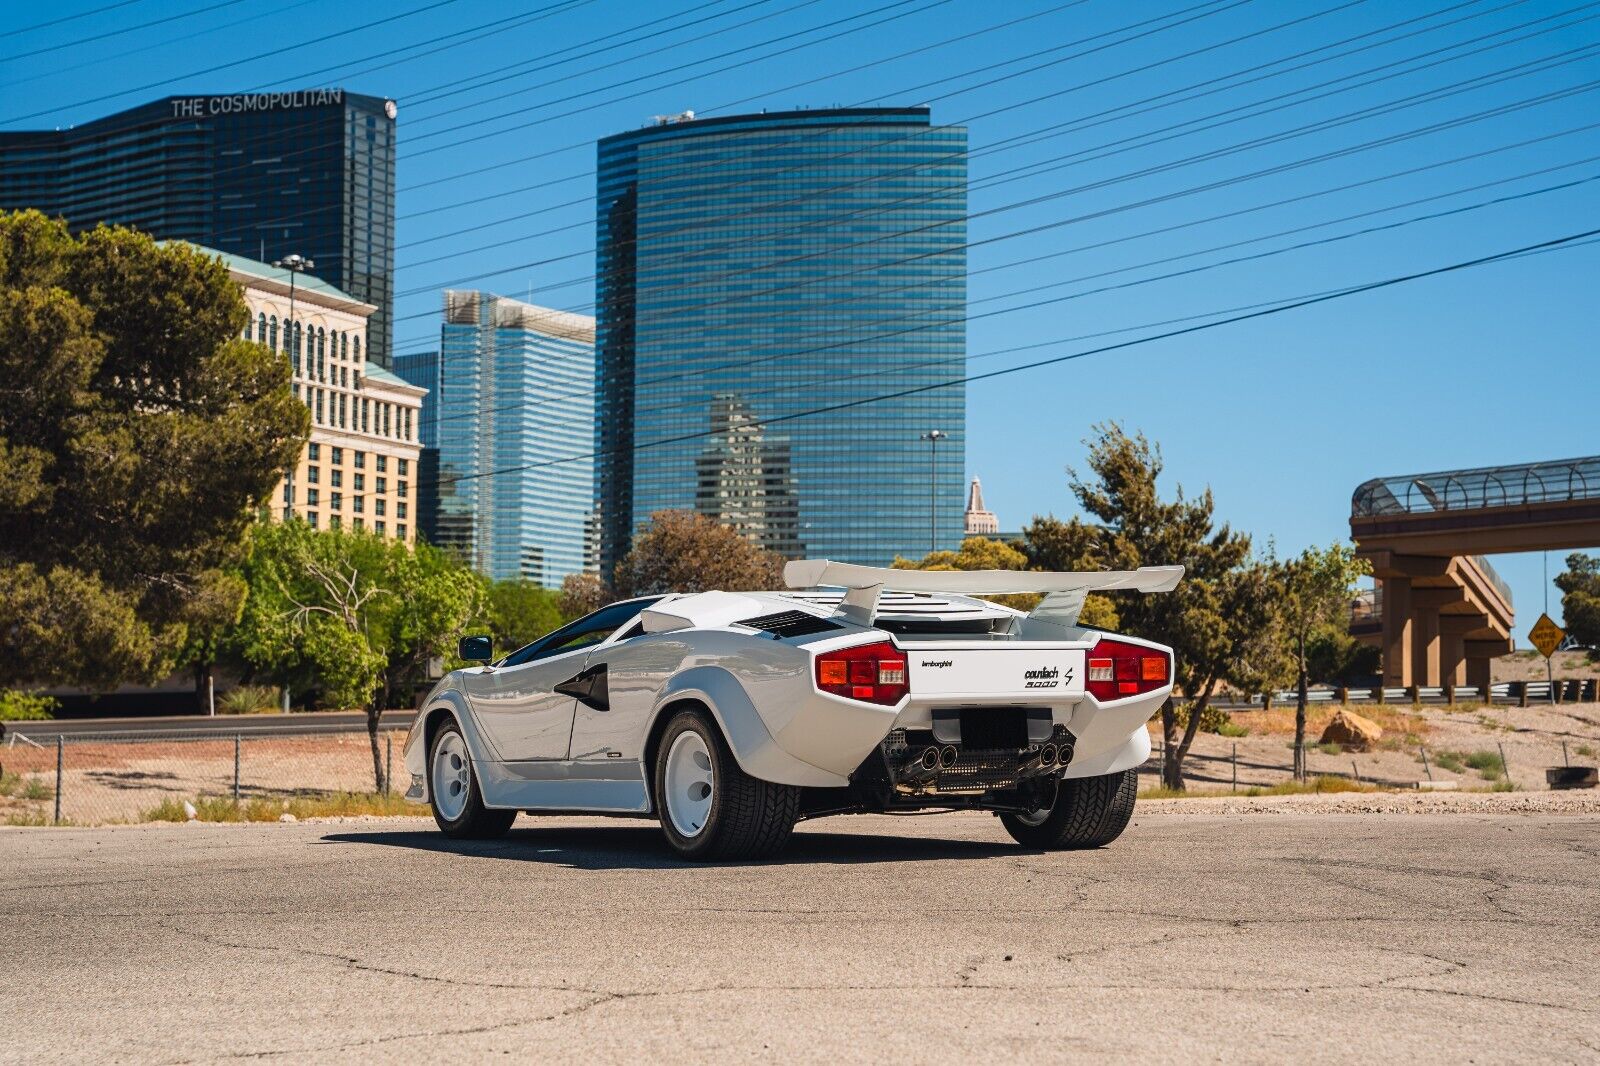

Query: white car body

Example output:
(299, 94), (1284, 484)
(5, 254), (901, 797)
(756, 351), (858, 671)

(403, 560), (1181, 834)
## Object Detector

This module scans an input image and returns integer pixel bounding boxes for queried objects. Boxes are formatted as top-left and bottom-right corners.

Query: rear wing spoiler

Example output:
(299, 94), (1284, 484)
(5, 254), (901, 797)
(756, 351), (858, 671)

(782, 560), (1184, 626)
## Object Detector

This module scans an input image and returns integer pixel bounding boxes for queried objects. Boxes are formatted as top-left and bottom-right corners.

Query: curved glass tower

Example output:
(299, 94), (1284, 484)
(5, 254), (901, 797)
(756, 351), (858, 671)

(595, 107), (967, 574)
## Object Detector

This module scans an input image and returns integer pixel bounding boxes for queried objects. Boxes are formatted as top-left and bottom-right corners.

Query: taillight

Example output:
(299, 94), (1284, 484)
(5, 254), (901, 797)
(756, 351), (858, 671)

(815, 641), (908, 706)
(1085, 638), (1171, 702)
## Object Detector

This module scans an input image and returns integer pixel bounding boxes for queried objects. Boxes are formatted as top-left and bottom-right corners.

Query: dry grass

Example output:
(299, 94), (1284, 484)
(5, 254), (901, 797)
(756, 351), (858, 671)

(142, 791), (424, 823)
(1139, 775), (1379, 800)
(1227, 703), (1434, 743)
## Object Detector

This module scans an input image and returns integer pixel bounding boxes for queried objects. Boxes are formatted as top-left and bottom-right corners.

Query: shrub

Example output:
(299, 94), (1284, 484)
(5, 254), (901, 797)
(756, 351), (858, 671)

(218, 685), (280, 715)
(1172, 702), (1234, 735)
(0, 691), (57, 721)
(1216, 719), (1249, 738)
(1576, 744), (1596, 758)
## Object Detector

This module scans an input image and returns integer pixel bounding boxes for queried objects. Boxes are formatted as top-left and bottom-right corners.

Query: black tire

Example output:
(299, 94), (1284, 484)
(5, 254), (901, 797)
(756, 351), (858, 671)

(1000, 768), (1138, 850)
(653, 708), (800, 861)
(429, 720), (516, 840)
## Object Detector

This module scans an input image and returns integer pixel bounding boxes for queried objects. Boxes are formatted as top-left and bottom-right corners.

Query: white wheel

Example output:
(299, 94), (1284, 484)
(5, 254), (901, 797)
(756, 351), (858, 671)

(663, 729), (714, 838)
(431, 729), (471, 823)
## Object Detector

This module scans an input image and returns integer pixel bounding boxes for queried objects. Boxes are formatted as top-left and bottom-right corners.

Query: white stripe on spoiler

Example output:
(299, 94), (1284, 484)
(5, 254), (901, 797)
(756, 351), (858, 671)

(783, 560), (1184, 595)
(783, 560), (1183, 626)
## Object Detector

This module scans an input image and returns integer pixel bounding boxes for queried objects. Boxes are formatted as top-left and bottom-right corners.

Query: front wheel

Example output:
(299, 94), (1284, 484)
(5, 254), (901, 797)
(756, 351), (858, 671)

(429, 720), (516, 839)
(1000, 768), (1138, 850)
(654, 709), (800, 861)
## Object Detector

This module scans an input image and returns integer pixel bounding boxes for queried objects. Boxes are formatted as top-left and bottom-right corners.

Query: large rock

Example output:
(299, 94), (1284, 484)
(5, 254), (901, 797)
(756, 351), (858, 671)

(1319, 709), (1383, 751)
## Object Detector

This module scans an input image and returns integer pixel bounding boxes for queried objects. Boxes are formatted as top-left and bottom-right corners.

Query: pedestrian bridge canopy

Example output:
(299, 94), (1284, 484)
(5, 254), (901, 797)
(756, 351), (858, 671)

(1354, 456), (1600, 519)
(1349, 455), (1600, 688)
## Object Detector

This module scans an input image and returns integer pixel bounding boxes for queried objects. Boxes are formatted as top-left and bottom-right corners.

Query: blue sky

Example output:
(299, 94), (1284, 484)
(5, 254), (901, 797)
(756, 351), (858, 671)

(3, 0), (1596, 631)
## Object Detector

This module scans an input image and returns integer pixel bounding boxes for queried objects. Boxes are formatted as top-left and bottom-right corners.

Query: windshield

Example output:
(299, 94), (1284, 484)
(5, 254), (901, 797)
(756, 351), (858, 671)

(497, 597), (662, 667)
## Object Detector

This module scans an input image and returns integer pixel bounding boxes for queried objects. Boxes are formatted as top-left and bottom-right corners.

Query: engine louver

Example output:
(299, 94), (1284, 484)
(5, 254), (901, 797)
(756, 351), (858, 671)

(739, 610), (844, 638)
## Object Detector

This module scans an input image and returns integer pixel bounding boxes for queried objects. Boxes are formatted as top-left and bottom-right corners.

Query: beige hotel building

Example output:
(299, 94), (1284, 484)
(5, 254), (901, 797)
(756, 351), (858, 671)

(203, 247), (425, 543)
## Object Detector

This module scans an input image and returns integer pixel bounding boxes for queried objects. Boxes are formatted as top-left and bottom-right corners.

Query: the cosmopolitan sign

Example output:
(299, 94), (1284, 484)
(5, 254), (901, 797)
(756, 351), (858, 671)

(170, 90), (345, 118)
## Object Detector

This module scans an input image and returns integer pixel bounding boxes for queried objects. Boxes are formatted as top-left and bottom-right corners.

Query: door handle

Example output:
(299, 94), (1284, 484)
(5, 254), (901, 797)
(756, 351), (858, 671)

(555, 663), (609, 712)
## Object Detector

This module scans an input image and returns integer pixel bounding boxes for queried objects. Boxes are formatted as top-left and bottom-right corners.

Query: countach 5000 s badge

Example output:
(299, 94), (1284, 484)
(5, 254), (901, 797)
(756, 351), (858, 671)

(1024, 665), (1072, 689)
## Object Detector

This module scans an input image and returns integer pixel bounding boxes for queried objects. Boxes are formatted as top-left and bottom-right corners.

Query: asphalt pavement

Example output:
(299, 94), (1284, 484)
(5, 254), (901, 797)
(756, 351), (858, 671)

(1, 808), (1596, 1063)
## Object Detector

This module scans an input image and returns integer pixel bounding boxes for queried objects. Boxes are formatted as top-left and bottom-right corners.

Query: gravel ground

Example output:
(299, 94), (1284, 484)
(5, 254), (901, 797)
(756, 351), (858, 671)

(1149, 700), (1600, 793)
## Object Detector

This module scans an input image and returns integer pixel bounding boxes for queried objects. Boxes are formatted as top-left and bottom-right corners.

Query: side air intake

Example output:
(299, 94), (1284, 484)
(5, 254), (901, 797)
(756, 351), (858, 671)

(739, 610), (844, 638)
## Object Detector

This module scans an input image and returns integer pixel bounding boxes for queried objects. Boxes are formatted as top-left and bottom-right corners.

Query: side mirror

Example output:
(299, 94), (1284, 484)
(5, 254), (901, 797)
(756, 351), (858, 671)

(457, 634), (494, 663)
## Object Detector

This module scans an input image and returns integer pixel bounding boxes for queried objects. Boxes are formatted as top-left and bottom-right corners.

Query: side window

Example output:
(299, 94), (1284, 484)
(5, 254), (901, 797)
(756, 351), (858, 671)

(498, 599), (660, 667)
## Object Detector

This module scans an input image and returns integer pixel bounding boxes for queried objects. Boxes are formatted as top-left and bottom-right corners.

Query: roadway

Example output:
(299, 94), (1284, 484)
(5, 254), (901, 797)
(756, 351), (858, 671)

(2, 808), (1595, 1062)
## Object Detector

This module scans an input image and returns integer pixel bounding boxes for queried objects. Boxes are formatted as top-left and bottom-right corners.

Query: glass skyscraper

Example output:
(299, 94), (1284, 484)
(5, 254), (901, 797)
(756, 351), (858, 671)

(398, 292), (595, 586)
(595, 107), (967, 575)
(0, 90), (397, 366)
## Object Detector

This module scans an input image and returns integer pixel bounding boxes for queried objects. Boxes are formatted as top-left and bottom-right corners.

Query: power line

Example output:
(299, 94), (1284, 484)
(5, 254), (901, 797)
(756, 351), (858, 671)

(2, 0), (250, 60)
(0, 0), (468, 124)
(354, 228), (1599, 505)
(3, 0), (326, 87)
(388, 1), (1591, 295)
(381, 52), (1600, 350)
(385, 0), (1571, 314)
(407, 156), (1598, 435)
(386, 0), (1512, 235)
(0, 0), (146, 40)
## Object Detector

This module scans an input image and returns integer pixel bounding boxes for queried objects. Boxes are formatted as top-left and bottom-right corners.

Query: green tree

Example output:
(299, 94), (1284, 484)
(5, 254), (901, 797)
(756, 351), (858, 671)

(0, 212), (307, 689)
(892, 537), (1117, 624)
(1024, 423), (1262, 789)
(487, 579), (564, 655)
(236, 523), (484, 791)
(1274, 544), (1369, 779)
(1555, 553), (1600, 655)
(613, 511), (785, 597)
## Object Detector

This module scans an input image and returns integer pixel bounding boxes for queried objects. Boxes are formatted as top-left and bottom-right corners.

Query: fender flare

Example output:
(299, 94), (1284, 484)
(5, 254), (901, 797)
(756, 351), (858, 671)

(403, 688), (499, 802)
(648, 666), (848, 788)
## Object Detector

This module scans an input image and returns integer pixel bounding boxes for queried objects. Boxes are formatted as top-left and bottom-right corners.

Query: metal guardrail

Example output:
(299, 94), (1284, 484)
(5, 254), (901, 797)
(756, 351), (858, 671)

(1207, 679), (1597, 709)
(1352, 455), (1600, 517)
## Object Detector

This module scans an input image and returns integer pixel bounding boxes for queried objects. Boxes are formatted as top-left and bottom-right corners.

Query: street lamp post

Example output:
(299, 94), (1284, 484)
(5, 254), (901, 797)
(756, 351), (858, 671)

(919, 429), (945, 554)
(272, 254), (313, 376)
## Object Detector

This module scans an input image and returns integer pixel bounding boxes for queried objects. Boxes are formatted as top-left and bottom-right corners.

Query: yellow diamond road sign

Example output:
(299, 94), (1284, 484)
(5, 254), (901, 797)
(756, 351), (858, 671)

(1528, 613), (1565, 659)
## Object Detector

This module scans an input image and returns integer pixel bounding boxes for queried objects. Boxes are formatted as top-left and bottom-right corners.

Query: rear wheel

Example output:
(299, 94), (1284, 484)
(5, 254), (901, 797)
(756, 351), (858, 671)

(1000, 768), (1137, 850)
(429, 720), (515, 839)
(654, 708), (800, 861)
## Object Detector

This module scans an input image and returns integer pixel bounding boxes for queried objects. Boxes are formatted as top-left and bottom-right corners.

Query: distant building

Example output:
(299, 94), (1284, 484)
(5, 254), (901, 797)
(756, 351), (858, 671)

(392, 349), (443, 546)
(595, 107), (968, 574)
(0, 90), (398, 366)
(401, 291), (595, 585)
(963, 477), (999, 535)
(205, 246), (423, 542)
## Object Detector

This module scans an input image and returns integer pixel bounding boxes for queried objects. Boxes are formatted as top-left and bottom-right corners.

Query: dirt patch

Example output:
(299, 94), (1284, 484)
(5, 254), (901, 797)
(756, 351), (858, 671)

(1148, 701), (1600, 793)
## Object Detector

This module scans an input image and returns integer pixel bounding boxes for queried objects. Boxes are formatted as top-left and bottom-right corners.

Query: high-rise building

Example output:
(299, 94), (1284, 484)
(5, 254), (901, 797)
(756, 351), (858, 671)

(398, 291), (595, 586)
(0, 90), (397, 365)
(595, 107), (967, 574)
(200, 245), (423, 542)
(963, 477), (999, 536)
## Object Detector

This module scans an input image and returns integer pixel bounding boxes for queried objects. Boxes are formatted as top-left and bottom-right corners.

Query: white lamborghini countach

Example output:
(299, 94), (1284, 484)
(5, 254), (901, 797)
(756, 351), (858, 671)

(403, 560), (1181, 860)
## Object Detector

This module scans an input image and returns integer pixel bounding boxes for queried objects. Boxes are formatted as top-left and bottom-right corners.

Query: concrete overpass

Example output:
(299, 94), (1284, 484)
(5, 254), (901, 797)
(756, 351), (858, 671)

(1349, 455), (1600, 688)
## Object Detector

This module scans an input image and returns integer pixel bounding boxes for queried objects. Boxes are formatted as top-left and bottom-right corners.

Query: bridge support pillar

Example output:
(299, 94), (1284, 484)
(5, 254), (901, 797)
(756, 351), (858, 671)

(1381, 576), (1412, 687)
(1439, 631), (1466, 687)
(1411, 605), (1441, 687)
(1465, 656), (1492, 692)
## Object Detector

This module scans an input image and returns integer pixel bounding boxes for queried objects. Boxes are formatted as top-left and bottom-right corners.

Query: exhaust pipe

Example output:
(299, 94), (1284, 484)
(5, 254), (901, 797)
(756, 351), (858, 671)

(918, 747), (941, 772)
(1040, 744), (1059, 767)
(940, 745), (958, 769)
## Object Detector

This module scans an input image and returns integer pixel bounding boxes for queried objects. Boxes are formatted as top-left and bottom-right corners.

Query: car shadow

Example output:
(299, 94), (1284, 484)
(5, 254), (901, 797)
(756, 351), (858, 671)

(320, 820), (1022, 869)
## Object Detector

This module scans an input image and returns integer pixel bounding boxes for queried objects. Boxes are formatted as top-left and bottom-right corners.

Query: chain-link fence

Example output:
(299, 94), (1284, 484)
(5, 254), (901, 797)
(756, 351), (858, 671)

(0, 726), (418, 826)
